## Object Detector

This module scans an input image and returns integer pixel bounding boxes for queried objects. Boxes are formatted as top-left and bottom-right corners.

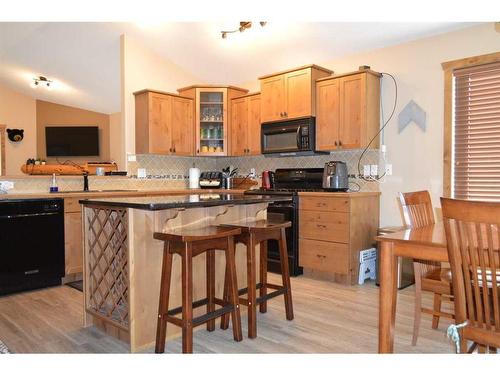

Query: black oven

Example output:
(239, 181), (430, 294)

(261, 117), (316, 155)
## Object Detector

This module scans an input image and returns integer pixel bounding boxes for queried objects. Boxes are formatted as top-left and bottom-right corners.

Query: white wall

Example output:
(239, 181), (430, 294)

(240, 23), (500, 226)
(120, 34), (202, 158)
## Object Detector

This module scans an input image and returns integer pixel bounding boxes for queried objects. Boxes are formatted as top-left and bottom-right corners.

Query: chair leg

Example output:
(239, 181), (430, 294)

(206, 249), (215, 332)
(432, 293), (442, 329)
(226, 236), (243, 342)
(155, 242), (173, 354)
(278, 228), (294, 321)
(181, 245), (194, 353)
(412, 263), (422, 346)
(259, 240), (268, 314)
(220, 257), (230, 330)
(247, 234), (257, 338)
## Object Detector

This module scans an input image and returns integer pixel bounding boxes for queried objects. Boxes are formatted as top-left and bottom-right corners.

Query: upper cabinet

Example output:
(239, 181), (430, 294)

(316, 70), (381, 151)
(259, 65), (333, 123)
(177, 85), (248, 156)
(134, 90), (194, 155)
(230, 93), (261, 156)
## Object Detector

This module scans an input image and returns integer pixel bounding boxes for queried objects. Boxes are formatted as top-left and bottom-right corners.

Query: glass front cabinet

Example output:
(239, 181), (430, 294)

(178, 85), (248, 156)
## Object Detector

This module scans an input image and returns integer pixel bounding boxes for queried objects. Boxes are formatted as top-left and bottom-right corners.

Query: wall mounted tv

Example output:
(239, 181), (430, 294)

(45, 126), (99, 156)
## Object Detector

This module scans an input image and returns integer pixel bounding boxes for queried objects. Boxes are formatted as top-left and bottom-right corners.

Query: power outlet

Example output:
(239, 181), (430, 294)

(363, 165), (371, 177)
(0, 181), (14, 191)
(370, 164), (378, 177)
(137, 168), (147, 178)
(385, 164), (393, 176)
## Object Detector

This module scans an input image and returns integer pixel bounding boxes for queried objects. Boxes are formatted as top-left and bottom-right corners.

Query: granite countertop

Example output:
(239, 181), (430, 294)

(0, 188), (246, 200)
(79, 193), (292, 210)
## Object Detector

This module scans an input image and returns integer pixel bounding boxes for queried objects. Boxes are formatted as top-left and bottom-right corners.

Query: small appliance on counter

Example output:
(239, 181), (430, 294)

(322, 161), (348, 191)
(199, 171), (223, 189)
(261, 170), (275, 190)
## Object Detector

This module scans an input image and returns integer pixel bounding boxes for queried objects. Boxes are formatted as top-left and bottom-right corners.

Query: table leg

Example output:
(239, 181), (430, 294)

(379, 240), (397, 353)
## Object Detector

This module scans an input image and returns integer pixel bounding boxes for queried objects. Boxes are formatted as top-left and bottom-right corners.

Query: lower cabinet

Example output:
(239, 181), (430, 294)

(64, 198), (83, 276)
(299, 193), (380, 285)
(64, 211), (83, 275)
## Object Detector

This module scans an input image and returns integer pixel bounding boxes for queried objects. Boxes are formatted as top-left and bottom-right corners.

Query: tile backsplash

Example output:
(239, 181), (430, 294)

(2, 150), (381, 194)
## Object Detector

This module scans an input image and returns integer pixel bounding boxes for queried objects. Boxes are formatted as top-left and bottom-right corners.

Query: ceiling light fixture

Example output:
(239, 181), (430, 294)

(221, 21), (267, 39)
(30, 75), (53, 90)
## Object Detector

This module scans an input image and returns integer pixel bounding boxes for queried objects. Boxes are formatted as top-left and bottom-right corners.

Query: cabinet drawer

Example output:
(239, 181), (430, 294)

(299, 210), (349, 243)
(299, 239), (349, 274)
(64, 198), (82, 213)
(299, 196), (349, 212)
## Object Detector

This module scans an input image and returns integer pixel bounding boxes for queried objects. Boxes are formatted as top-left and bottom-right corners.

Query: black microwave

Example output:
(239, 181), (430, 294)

(261, 117), (316, 155)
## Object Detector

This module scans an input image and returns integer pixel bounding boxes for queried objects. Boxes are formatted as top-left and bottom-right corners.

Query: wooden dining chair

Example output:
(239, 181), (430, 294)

(441, 198), (500, 353)
(398, 191), (454, 346)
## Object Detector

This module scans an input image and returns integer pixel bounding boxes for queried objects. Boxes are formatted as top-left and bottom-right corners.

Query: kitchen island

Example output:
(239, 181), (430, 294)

(79, 193), (291, 352)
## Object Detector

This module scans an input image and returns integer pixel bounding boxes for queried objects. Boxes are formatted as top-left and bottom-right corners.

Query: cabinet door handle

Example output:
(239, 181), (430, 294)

(339, 140), (342, 147)
(280, 112), (283, 117)
(316, 254), (327, 259)
(169, 148), (172, 152)
(316, 224), (327, 229)
(334, 141), (337, 147)
(197, 149), (200, 154)
(173, 147), (176, 153)
(284, 112), (287, 117)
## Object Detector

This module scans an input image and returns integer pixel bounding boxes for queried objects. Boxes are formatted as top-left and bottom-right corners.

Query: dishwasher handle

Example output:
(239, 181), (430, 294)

(0, 212), (61, 219)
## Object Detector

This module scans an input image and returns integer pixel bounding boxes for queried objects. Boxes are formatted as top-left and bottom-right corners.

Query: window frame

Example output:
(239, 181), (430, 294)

(441, 51), (500, 198)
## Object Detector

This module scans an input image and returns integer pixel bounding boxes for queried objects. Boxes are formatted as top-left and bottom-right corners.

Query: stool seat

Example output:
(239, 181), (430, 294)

(220, 219), (292, 232)
(153, 226), (242, 242)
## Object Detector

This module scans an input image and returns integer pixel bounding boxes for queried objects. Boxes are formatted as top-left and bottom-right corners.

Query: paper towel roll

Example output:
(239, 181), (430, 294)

(189, 167), (200, 189)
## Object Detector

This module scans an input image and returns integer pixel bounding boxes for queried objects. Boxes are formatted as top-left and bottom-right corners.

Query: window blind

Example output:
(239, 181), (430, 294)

(453, 61), (500, 201)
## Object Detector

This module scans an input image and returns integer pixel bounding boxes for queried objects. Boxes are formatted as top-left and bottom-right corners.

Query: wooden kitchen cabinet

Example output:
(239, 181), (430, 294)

(64, 198), (83, 276)
(259, 65), (332, 123)
(316, 70), (381, 151)
(230, 93), (261, 156)
(299, 192), (380, 285)
(134, 89), (194, 155)
(177, 85), (248, 156)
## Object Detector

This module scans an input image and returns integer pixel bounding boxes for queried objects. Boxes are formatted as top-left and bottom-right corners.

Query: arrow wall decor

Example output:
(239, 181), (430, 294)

(398, 100), (427, 133)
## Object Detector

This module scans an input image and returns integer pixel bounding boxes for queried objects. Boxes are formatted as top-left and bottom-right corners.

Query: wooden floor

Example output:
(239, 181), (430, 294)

(0, 274), (455, 353)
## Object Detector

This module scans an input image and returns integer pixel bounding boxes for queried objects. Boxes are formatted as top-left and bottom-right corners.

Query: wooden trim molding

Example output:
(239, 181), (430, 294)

(0, 124), (5, 176)
(441, 51), (500, 197)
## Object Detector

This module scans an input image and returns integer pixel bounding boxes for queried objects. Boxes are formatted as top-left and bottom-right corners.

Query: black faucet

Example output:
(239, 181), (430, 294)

(83, 172), (89, 192)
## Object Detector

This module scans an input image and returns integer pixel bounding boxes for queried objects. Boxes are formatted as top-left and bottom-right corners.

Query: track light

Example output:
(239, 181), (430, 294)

(221, 21), (267, 39)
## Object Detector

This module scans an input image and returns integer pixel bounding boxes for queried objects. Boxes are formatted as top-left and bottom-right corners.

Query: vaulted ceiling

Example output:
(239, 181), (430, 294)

(0, 22), (477, 114)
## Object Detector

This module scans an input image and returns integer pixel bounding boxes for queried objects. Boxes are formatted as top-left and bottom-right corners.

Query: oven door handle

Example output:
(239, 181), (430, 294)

(296, 126), (301, 149)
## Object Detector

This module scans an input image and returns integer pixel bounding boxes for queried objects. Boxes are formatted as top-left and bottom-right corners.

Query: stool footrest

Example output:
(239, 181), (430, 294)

(168, 297), (209, 316)
(256, 288), (285, 304)
(192, 305), (235, 327)
(235, 282), (286, 306)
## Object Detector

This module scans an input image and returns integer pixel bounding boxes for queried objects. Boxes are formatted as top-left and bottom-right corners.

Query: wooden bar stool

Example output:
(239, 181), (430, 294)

(153, 226), (243, 353)
(219, 220), (294, 338)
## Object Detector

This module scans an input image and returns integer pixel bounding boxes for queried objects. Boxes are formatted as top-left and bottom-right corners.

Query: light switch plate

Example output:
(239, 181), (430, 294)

(127, 154), (137, 162)
(385, 164), (393, 176)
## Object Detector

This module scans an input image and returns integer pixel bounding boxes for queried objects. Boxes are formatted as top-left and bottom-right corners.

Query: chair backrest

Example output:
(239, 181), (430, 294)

(441, 197), (500, 335)
(399, 191), (435, 228)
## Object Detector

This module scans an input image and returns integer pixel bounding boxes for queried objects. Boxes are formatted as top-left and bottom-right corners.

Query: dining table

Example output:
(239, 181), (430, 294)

(376, 221), (449, 353)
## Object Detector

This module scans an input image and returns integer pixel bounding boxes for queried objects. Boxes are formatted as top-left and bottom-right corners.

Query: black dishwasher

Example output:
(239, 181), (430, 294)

(0, 198), (65, 296)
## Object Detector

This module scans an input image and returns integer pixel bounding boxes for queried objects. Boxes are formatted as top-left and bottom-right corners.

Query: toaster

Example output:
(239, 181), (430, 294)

(199, 171), (223, 189)
(322, 161), (348, 191)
